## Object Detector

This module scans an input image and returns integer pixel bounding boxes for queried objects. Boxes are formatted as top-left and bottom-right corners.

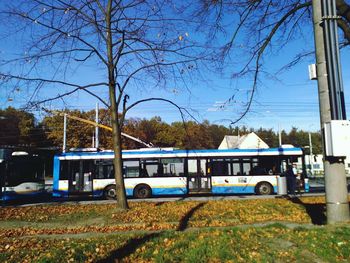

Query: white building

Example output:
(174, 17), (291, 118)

(218, 132), (269, 149)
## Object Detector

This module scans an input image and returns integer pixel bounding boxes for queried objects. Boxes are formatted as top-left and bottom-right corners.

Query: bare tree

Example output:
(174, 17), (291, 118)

(196, 0), (350, 123)
(0, 0), (208, 209)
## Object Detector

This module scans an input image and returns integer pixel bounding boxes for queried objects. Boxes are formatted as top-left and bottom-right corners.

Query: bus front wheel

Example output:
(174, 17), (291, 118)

(255, 182), (273, 195)
(134, 184), (152, 199)
(104, 185), (116, 200)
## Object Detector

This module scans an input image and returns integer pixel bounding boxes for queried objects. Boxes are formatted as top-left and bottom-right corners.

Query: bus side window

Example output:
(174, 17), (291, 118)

(242, 163), (250, 175)
(123, 160), (140, 178)
(140, 167), (149, 177)
(160, 158), (184, 177)
(109, 168), (114, 178)
(211, 159), (229, 176)
(232, 163), (240, 176)
(157, 164), (164, 176)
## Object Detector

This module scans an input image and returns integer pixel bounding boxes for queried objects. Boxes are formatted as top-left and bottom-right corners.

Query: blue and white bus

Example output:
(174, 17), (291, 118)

(0, 148), (45, 201)
(52, 147), (306, 199)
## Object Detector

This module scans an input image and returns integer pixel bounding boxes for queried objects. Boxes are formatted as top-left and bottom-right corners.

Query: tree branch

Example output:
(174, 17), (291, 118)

(124, 97), (200, 125)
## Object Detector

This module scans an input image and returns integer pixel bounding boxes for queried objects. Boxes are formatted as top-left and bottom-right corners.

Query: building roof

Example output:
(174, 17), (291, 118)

(218, 132), (269, 149)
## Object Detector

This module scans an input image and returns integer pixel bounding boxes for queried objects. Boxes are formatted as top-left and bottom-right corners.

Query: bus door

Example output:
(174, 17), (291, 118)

(188, 159), (211, 193)
(68, 160), (93, 194)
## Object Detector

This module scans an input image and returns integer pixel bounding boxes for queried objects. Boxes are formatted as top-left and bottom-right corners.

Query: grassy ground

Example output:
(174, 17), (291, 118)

(1, 196), (349, 262)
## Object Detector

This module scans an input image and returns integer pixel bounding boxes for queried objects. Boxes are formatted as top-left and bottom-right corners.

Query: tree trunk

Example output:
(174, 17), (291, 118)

(106, 0), (129, 210)
(109, 85), (129, 210)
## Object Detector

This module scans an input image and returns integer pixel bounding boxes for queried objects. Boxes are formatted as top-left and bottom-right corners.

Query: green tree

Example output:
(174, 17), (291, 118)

(42, 110), (94, 149)
(255, 128), (279, 148)
(206, 121), (230, 148)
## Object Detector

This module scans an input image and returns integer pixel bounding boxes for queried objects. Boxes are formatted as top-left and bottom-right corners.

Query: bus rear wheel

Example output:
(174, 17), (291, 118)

(104, 185), (116, 200)
(255, 182), (273, 195)
(134, 184), (152, 199)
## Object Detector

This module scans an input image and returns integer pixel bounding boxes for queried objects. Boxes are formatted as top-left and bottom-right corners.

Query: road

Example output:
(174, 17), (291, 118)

(1, 177), (328, 207)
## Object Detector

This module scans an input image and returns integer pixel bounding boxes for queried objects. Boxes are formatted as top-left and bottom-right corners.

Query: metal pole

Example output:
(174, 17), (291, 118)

(312, 0), (350, 224)
(63, 113), (67, 153)
(278, 123), (282, 146)
(309, 132), (313, 175)
(95, 103), (99, 149)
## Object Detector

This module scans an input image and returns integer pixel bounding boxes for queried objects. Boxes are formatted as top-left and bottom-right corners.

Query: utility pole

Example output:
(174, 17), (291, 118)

(278, 123), (282, 146)
(312, 0), (350, 223)
(309, 132), (314, 175)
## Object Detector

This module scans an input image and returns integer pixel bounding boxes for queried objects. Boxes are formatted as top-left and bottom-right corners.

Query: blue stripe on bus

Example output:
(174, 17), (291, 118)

(212, 186), (277, 194)
(58, 147), (302, 157)
(93, 190), (104, 197)
(52, 189), (69, 198)
(151, 187), (188, 196)
(212, 186), (256, 194)
(1, 191), (47, 201)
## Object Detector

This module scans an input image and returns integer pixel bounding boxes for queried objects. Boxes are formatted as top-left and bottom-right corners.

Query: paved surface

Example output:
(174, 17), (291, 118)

(3, 192), (328, 208)
(0, 178), (336, 207)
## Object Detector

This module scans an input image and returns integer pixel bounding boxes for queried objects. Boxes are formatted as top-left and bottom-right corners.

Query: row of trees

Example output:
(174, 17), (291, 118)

(0, 107), (322, 153)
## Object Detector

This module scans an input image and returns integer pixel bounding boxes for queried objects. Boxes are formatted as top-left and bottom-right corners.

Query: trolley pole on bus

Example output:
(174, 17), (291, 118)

(95, 103), (99, 149)
(312, 0), (350, 223)
(63, 113), (67, 153)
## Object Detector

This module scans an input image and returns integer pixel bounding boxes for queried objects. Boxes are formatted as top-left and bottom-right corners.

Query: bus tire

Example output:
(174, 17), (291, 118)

(255, 182), (273, 195)
(104, 185), (117, 200)
(134, 184), (152, 199)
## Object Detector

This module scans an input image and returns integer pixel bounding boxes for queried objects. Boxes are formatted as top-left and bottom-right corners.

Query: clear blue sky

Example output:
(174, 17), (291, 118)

(1, 2), (349, 133)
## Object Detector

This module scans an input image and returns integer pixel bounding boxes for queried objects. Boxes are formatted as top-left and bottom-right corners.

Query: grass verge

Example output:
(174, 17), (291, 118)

(1, 196), (349, 262)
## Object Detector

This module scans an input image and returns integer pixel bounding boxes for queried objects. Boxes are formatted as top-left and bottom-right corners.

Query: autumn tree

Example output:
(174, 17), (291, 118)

(254, 128), (279, 148)
(207, 122), (231, 148)
(42, 108), (116, 149)
(0, 107), (39, 146)
(0, 1), (207, 209)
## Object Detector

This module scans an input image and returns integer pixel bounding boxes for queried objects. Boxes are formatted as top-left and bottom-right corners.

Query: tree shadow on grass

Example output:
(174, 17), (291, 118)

(98, 202), (206, 262)
(288, 197), (327, 225)
(96, 232), (162, 263)
(177, 202), (206, 231)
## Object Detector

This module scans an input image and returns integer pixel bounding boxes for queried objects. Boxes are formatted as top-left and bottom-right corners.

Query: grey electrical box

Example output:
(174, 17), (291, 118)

(324, 120), (350, 157)
(308, 64), (317, 80)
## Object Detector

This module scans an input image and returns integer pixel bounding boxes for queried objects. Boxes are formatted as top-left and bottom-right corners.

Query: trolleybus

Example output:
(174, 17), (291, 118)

(52, 147), (306, 199)
(0, 148), (45, 201)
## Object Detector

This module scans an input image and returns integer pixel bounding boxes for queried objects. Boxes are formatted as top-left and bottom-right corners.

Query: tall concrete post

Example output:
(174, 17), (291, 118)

(312, 0), (350, 224)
